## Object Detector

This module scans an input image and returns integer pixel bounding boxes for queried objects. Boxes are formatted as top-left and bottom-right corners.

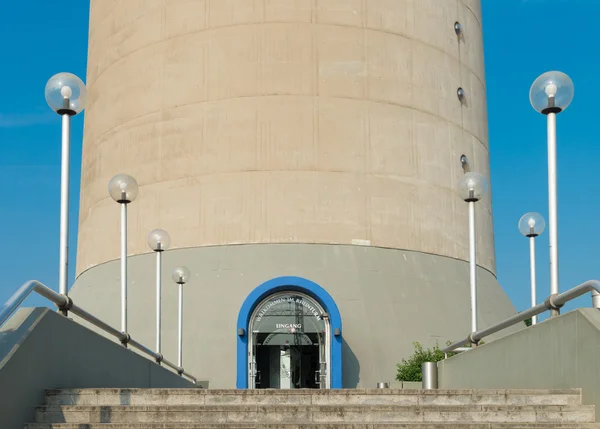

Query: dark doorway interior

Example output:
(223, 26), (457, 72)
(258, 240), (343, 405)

(255, 333), (320, 389)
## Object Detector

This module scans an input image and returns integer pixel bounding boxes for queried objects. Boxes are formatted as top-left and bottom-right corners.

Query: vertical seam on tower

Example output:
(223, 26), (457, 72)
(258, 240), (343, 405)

(312, 0), (321, 228)
(158, 0), (167, 186)
(363, 0), (371, 242)
(313, 0), (320, 173)
(457, 0), (467, 260)
(457, 0), (467, 170)
(257, 5), (264, 174)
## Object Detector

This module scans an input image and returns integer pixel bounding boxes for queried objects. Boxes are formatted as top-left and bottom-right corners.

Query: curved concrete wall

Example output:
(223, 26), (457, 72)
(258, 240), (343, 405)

(70, 244), (518, 389)
(77, 0), (494, 275)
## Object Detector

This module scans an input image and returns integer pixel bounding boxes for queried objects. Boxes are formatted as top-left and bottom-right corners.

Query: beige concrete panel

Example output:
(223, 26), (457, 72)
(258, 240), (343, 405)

(418, 186), (461, 256)
(471, 135), (491, 192)
(87, 0), (165, 85)
(79, 146), (100, 221)
(158, 182), (202, 231)
(198, 173), (268, 245)
(160, 97), (319, 180)
(317, 98), (367, 173)
(165, 0), (208, 39)
(257, 97), (317, 171)
(264, 0), (313, 23)
(133, 187), (162, 247)
(79, 112), (163, 224)
(367, 103), (417, 178)
(364, 0), (485, 87)
(261, 24), (315, 96)
(152, 98), (256, 177)
(201, 98), (259, 172)
(163, 32), (209, 110)
(317, 25), (366, 99)
(365, 0), (414, 37)
(460, 66), (488, 147)
(411, 45), (462, 128)
(316, 0), (365, 27)
(413, 110), (454, 189)
(206, 26), (261, 101)
(76, 200), (120, 274)
(367, 176), (421, 247)
(85, 46), (164, 141)
(458, 2), (486, 82)
(448, 122), (473, 183)
(166, 23), (316, 107)
(412, 0), (459, 57)
(207, 0), (264, 28)
(448, 124), (487, 184)
(265, 171), (368, 244)
(159, 105), (207, 181)
(366, 31), (413, 106)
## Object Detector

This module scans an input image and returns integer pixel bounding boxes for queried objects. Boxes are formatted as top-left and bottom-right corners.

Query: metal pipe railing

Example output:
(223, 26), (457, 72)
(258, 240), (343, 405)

(0, 280), (197, 383)
(444, 280), (600, 354)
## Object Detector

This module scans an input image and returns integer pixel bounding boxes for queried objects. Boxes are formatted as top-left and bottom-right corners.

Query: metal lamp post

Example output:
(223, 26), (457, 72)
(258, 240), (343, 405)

(530, 71), (574, 316)
(108, 174), (139, 336)
(457, 172), (488, 334)
(519, 212), (546, 325)
(172, 266), (190, 372)
(44, 73), (87, 315)
(147, 229), (171, 359)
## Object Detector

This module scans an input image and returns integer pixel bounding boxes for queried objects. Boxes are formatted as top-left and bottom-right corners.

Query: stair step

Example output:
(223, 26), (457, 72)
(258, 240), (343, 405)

(44, 389), (583, 407)
(23, 423), (600, 429)
(34, 405), (596, 424)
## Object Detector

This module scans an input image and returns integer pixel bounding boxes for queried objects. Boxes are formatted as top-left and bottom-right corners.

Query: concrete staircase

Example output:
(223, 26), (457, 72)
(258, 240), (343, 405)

(25, 388), (600, 428)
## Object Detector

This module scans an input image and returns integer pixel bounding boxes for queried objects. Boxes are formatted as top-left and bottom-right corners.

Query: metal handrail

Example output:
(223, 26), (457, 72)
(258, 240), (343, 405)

(444, 280), (600, 354)
(0, 280), (197, 383)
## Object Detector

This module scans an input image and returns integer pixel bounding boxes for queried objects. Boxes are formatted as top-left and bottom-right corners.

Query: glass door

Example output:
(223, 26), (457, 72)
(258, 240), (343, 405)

(316, 332), (327, 388)
(248, 333), (260, 389)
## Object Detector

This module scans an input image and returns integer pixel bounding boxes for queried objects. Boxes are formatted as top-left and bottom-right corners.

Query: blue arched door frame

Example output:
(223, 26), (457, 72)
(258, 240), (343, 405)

(236, 276), (343, 389)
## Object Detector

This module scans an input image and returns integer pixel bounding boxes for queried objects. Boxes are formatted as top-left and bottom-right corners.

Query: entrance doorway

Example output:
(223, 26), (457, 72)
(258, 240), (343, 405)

(248, 292), (330, 389)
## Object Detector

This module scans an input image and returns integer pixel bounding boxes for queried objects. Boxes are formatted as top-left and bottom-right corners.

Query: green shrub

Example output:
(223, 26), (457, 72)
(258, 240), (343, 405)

(396, 341), (447, 382)
(396, 340), (484, 382)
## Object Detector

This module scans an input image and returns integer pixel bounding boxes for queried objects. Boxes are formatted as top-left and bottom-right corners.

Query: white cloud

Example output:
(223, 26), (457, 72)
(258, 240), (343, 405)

(0, 112), (55, 128)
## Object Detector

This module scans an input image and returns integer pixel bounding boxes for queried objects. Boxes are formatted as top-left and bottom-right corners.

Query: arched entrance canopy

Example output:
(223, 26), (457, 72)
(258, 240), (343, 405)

(236, 276), (343, 389)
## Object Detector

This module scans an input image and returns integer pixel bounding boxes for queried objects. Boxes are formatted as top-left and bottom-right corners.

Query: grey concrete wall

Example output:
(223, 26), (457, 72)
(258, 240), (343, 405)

(70, 243), (519, 389)
(0, 307), (195, 429)
(438, 308), (600, 421)
(77, 0), (496, 276)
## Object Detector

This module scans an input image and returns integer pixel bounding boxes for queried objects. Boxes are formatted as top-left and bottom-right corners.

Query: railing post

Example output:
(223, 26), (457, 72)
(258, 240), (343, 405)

(422, 362), (438, 390)
(593, 290), (600, 310)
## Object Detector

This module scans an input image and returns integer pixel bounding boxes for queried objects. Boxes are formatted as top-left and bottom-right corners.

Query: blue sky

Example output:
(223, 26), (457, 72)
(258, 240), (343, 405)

(0, 0), (598, 319)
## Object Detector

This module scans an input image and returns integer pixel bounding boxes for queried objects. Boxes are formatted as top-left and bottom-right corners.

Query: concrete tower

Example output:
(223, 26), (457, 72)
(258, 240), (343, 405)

(72, 0), (517, 388)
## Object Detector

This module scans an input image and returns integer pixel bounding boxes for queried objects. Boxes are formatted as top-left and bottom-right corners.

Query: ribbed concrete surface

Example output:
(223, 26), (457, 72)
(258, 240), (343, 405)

(25, 388), (600, 427)
(77, 0), (496, 275)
